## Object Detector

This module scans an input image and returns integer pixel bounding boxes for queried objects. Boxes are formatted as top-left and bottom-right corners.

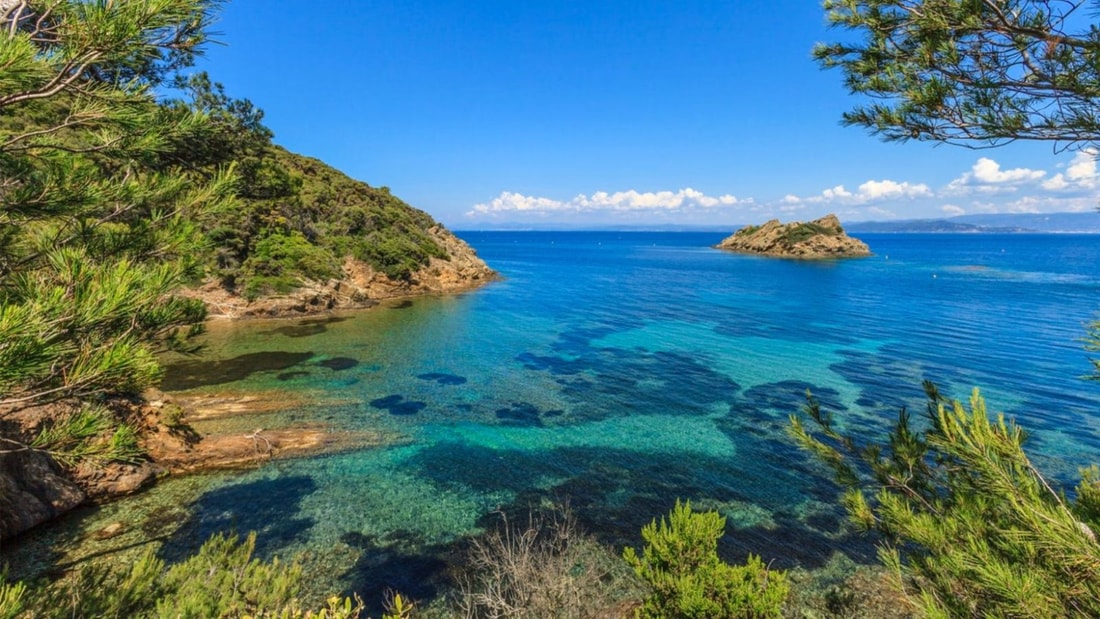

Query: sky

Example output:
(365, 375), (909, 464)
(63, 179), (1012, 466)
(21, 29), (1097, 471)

(195, 0), (1100, 228)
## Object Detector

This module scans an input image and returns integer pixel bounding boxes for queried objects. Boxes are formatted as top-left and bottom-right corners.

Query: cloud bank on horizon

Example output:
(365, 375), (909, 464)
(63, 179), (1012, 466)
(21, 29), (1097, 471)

(467, 151), (1100, 225)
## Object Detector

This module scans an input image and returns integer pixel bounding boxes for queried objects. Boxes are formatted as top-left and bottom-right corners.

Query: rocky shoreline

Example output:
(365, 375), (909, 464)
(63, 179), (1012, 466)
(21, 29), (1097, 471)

(0, 228), (497, 542)
(0, 389), (398, 541)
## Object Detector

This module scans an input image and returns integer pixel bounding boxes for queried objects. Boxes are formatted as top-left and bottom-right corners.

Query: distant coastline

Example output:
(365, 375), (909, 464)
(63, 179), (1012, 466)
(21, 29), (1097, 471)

(459, 211), (1100, 234)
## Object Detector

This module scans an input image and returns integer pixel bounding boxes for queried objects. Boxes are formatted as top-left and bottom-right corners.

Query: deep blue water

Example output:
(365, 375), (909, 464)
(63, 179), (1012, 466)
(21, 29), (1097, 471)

(9, 232), (1100, 606)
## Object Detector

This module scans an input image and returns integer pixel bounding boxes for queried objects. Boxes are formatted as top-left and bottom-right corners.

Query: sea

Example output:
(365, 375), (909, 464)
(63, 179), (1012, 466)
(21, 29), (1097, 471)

(6, 231), (1100, 608)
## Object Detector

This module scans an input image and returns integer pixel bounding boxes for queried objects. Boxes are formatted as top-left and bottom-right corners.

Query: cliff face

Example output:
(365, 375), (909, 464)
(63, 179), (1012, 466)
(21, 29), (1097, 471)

(715, 214), (871, 258)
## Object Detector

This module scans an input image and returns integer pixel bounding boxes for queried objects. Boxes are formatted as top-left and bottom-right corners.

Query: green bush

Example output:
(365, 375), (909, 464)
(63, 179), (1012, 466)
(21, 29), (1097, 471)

(780, 223), (834, 244)
(790, 382), (1100, 617)
(0, 578), (26, 619)
(240, 231), (339, 298)
(7, 533), (362, 618)
(623, 500), (788, 619)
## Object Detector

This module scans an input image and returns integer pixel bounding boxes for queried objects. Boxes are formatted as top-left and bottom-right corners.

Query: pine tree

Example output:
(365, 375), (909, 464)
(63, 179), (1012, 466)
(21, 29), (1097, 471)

(623, 500), (788, 619)
(790, 383), (1100, 616)
(816, 0), (1100, 151)
(0, 1), (233, 457)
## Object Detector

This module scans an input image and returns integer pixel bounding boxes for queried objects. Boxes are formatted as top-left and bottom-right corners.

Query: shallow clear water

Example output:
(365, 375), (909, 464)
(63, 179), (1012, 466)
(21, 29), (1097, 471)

(7, 232), (1100, 608)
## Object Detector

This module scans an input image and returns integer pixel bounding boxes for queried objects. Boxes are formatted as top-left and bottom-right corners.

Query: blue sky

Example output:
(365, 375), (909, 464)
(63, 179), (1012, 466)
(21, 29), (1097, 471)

(196, 0), (1100, 228)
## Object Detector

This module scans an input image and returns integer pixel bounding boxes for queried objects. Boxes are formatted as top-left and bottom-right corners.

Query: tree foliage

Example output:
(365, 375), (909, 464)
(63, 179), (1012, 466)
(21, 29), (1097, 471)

(816, 0), (1100, 150)
(0, 0), (233, 466)
(1, 533), (362, 618)
(790, 383), (1100, 617)
(157, 76), (450, 289)
(623, 500), (788, 619)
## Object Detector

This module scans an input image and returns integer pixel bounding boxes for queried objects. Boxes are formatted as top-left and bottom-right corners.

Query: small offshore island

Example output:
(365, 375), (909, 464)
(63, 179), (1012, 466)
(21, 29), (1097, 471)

(715, 214), (871, 259)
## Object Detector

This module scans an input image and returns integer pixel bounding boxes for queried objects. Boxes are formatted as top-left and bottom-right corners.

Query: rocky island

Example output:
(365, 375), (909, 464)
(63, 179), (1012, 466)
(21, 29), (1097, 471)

(715, 214), (871, 258)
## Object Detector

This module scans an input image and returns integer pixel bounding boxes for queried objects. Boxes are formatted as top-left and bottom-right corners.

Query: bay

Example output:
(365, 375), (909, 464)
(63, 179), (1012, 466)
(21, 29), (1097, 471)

(8, 232), (1100, 607)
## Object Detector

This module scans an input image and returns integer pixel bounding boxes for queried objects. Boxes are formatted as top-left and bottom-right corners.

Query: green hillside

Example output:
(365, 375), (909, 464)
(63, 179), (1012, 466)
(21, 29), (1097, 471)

(165, 75), (465, 299)
(209, 144), (452, 299)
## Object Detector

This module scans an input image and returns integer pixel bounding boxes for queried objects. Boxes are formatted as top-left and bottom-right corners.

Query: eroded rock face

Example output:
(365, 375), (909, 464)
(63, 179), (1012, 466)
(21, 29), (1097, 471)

(715, 214), (871, 259)
(0, 450), (85, 540)
(189, 225), (498, 319)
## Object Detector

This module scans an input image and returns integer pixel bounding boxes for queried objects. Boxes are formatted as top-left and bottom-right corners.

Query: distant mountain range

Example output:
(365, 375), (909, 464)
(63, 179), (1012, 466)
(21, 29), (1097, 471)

(846, 212), (1100, 234)
(462, 212), (1100, 233)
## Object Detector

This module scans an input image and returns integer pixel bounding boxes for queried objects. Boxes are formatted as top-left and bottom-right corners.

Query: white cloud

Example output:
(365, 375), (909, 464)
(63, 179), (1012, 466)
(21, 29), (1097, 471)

(468, 188), (752, 216)
(1042, 175), (1069, 191)
(857, 179), (932, 201)
(821, 185), (852, 200)
(467, 153), (1099, 223)
(971, 157), (1045, 184)
(470, 191), (569, 214)
(806, 179), (931, 205)
(1042, 149), (1098, 191)
(999, 194), (1098, 213)
(946, 157), (1045, 195)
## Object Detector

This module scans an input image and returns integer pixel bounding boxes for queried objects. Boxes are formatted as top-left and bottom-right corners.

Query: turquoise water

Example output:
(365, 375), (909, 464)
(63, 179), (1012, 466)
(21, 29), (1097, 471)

(7, 232), (1100, 609)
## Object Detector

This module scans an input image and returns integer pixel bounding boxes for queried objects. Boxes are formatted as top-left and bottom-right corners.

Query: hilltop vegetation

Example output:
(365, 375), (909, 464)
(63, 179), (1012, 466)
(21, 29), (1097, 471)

(175, 75), (479, 300)
(715, 214), (871, 258)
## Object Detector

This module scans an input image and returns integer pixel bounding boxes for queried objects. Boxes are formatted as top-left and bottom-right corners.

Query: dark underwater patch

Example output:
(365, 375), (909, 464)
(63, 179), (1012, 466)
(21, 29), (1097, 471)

(319, 357), (359, 371)
(160, 351), (315, 390)
(516, 327), (740, 424)
(369, 394), (427, 415)
(829, 348), (937, 413)
(417, 372), (468, 385)
(158, 475), (318, 563)
(260, 316), (349, 338)
(339, 529), (450, 618)
(494, 402), (565, 427)
(741, 380), (846, 415)
(405, 440), (875, 570)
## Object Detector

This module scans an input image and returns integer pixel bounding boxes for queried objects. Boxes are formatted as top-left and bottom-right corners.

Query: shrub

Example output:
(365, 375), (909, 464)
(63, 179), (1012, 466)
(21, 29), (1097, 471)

(623, 500), (788, 619)
(780, 223), (834, 244)
(240, 231), (339, 298)
(790, 382), (1100, 617)
(10, 533), (362, 618)
(454, 507), (642, 619)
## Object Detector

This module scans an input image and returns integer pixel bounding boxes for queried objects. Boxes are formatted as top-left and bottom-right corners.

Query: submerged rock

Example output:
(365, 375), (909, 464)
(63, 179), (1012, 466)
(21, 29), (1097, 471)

(715, 214), (870, 259)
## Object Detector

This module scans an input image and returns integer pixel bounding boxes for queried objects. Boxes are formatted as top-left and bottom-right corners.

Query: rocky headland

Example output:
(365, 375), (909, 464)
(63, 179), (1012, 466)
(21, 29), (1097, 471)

(188, 224), (497, 319)
(715, 214), (871, 258)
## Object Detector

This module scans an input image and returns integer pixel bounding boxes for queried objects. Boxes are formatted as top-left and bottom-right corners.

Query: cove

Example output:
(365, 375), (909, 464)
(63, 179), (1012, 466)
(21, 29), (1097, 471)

(6, 231), (1100, 608)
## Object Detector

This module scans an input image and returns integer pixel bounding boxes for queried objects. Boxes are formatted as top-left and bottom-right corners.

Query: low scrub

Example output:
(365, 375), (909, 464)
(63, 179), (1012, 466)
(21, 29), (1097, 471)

(1, 533), (362, 619)
(453, 507), (643, 619)
(623, 500), (788, 619)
